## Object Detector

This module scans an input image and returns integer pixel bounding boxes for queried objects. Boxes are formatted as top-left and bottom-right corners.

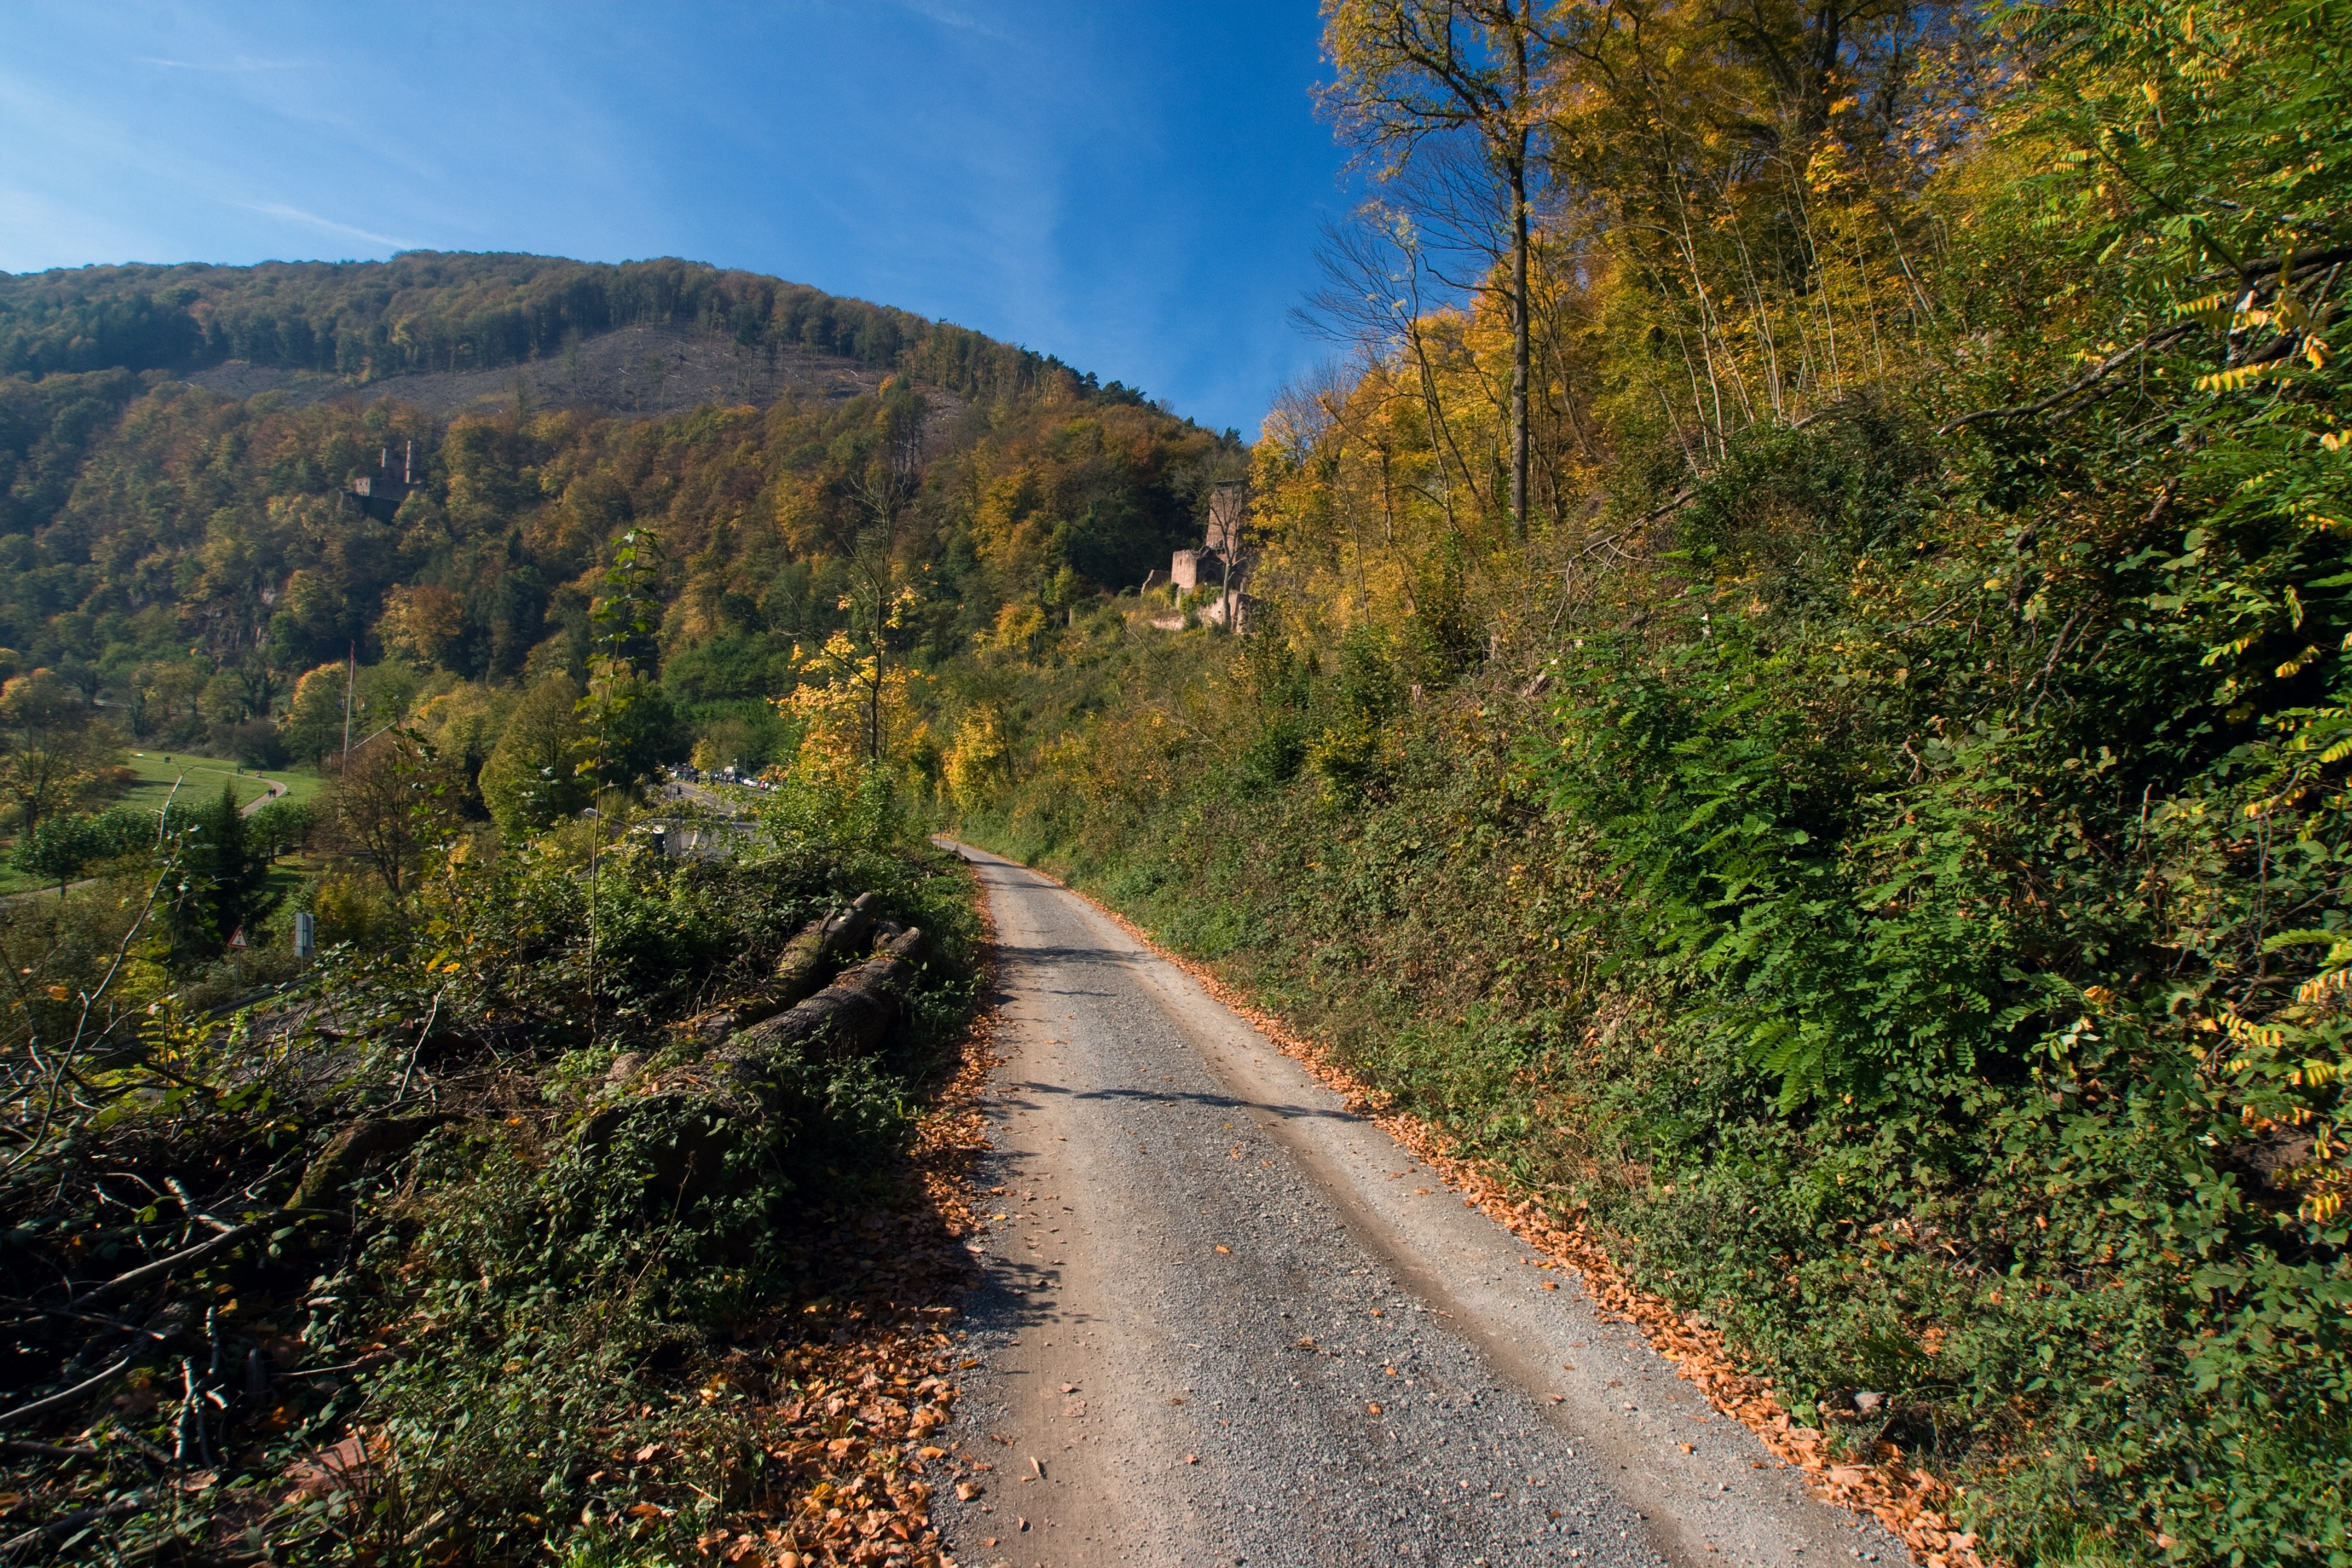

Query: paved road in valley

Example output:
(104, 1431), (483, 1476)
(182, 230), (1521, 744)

(930, 841), (1905, 1568)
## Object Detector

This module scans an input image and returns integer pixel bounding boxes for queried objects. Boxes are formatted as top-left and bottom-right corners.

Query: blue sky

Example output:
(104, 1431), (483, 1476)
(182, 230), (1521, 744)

(0, 1), (1353, 433)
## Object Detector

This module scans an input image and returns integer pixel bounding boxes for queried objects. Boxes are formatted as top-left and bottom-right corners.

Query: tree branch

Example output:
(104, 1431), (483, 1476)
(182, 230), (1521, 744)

(1938, 322), (2200, 434)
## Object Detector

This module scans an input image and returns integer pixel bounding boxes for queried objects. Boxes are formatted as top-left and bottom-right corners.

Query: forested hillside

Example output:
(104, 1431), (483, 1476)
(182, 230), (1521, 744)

(4, 0), (2350, 1560)
(0, 254), (1232, 846)
(0, 252), (1126, 397)
(944, 1), (2352, 1564)
(0, 257), (1229, 1564)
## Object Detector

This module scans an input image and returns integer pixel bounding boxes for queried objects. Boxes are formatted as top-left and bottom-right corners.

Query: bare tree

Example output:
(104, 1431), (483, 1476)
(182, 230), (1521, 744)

(1324, 0), (1546, 537)
(1299, 208), (1485, 541)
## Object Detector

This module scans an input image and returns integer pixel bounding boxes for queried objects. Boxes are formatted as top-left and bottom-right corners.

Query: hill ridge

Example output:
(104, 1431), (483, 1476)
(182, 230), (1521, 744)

(0, 250), (1160, 412)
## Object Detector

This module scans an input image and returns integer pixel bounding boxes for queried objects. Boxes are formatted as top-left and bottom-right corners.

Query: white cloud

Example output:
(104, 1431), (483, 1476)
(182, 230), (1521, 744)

(137, 56), (312, 72)
(875, 0), (1013, 44)
(241, 204), (414, 252)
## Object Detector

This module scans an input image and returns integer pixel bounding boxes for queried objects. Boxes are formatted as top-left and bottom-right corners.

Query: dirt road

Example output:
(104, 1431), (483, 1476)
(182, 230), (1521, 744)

(932, 843), (1905, 1568)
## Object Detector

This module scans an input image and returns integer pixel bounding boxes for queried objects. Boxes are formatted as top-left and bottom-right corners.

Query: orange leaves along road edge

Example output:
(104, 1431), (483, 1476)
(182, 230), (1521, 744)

(1073, 886), (1989, 1568)
(698, 860), (1004, 1568)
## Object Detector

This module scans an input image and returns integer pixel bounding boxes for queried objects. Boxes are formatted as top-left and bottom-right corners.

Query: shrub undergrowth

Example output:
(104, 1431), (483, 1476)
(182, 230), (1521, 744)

(1, 771), (978, 1564)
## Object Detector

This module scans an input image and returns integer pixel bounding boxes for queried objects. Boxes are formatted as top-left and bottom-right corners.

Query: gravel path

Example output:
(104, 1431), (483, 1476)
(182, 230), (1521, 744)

(932, 843), (1906, 1568)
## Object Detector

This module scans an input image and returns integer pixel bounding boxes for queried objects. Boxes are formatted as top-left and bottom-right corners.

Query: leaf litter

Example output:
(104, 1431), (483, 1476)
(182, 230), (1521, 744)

(1077, 887), (1988, 1568)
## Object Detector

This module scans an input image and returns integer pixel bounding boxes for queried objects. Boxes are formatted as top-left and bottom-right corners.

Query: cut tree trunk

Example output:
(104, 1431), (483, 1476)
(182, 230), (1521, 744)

(285, 1116), (449, 1212)
(580, 923), (930, 1200)
(682, 892), (880, 1044)
(726, 926), (928, 1063)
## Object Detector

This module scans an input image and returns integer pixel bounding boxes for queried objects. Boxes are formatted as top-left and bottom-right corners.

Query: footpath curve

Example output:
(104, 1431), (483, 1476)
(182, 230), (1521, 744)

(931, 840), (1905, 1568)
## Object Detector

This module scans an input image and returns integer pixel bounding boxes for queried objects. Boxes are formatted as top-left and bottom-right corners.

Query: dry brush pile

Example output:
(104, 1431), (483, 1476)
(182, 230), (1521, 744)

(0, 805), (992, 1566)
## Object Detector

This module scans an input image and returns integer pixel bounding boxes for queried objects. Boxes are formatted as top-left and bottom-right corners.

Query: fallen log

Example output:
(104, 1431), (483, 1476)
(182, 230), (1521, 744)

(725, 925), (928, 1064)
(580, 924), (930, 1201)
(682, 892), (881, 1044)
(284, 1115), (449, 1213)
(785, 892), (880, 994)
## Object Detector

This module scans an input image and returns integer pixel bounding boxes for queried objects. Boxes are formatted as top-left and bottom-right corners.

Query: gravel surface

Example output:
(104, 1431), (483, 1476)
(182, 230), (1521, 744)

(931, 844), (1907, 1568)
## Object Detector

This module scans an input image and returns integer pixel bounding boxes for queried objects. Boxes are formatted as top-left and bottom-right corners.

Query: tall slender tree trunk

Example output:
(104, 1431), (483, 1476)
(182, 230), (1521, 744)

(1511, 146), (1530, 538)
(1508, 4), (1534, 540)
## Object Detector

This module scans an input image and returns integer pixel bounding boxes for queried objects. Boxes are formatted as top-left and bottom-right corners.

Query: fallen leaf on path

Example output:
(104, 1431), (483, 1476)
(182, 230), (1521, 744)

(1366, 1402), (1383, 1415)
(1087, 884), (1999, 1568)
(1214, 1244), (1230, 1254)
(1077, 903), (1985, 1568)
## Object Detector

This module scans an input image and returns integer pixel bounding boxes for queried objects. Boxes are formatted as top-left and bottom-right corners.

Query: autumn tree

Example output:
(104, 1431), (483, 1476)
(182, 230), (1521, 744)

(281, 661), (354, 766)
(377, 583), (470, 669)
(0, 670), (120, 834)
(575, 527), (685, 794)
(795, 381), (929, 765)
(325, 731), (445, 895)
(481, 675), (592, 837)
(1324, 0), (1547, 536)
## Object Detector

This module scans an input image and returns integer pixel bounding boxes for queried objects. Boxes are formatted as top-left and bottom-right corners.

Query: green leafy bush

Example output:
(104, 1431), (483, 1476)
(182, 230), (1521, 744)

(2, 762), (978, 1564)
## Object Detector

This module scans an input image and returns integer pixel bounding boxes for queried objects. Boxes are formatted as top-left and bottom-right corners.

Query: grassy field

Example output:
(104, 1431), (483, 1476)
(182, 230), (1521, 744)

(117, 748), (325, 815)
(0, 751), (327, 897)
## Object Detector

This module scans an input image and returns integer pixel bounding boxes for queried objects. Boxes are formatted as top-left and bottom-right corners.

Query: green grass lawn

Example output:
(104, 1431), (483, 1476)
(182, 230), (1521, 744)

(0, 864), (57, 897)
(117, 748), (327, 815)
(1, 752), (328, 898)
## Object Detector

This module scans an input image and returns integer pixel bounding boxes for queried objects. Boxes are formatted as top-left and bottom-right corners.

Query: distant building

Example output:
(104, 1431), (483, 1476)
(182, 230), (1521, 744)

(347, 440), (421, 521)
(1155, 481), (1257, 631)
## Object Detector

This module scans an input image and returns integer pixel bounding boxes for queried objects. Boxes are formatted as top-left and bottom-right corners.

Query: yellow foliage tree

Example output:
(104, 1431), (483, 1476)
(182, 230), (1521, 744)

(942, 707), (1010, 814)
(377, 584), (469, 669)
(777, 588), (926, 786)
